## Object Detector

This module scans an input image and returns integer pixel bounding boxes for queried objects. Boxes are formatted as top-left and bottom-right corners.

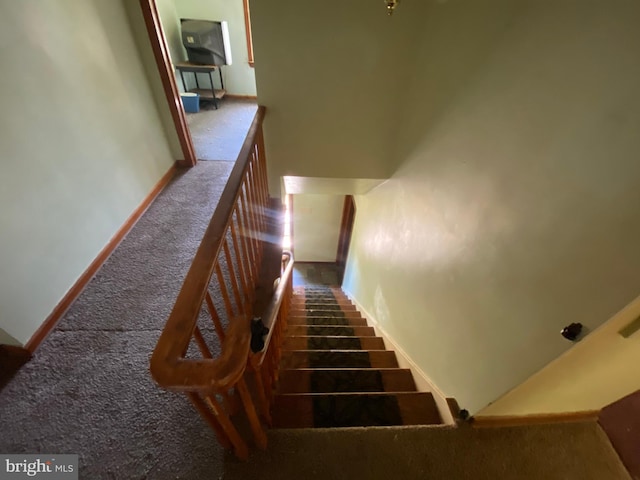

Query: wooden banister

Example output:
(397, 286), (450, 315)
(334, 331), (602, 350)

(150, 106), (295, 460)
(252, 251), (294, 369)
(150, 107), (265, 390)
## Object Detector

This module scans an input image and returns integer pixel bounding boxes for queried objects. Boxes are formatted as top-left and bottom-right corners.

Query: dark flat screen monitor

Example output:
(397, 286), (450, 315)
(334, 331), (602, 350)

(181, 19), (232, 66)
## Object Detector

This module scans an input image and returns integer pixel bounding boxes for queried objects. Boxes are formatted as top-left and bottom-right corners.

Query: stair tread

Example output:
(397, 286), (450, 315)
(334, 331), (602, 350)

(280, 350), (399, 368)
(288, 311), (364, 318)
(290, 306), (355, 310)
(282, 335), (385, 351)
(288, 317), (369, 326)
(286, 325), (375, 337)
(294, 307), (357, 312)
(278, 368), (416, 394)
(272, 392), (441, 428)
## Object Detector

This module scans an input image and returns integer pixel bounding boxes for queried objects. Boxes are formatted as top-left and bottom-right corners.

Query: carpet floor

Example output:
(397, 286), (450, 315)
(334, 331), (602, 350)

(186, 98), (258, 161)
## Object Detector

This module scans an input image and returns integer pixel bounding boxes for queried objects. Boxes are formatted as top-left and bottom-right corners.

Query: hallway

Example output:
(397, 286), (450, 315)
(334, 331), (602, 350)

(0, 162), (235, 478)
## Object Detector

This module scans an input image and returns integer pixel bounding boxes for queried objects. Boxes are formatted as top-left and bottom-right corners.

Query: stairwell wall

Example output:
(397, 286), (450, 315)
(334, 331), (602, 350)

(477, 294), (640, 416)
(343, 0), (640, 413)
(250, 0), (428, 194)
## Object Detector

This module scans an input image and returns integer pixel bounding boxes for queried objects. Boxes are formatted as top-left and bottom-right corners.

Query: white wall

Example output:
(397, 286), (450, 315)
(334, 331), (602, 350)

(0, 0), (174, 345)
(251, 0), (428, 193)
(478, 294), (640, 416)
(293, 195), (343, 262)
(174, 0), (256, 96)
(343, 0), (640, 413)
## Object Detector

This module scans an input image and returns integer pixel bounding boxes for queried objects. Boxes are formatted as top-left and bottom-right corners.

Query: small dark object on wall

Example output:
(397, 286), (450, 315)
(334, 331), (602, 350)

(250, 317), (269, 353)
(561, 322), (583, 341)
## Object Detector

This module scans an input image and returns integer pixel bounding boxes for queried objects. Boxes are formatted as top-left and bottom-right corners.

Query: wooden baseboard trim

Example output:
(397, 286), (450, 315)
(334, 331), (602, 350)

(225, 94), (258, 100)
(175, 159), (192, 168)
(472, 410), (601, 428)
(25, 165), (177, 353)
(342, 291), (456, 426)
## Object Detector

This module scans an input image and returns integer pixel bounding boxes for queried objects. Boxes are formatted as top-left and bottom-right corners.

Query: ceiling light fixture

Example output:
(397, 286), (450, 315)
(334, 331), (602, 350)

(384, 0), (400, 16)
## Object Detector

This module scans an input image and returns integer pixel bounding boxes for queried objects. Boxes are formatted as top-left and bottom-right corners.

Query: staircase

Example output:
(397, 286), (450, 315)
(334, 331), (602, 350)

(271, 285), (442, 428)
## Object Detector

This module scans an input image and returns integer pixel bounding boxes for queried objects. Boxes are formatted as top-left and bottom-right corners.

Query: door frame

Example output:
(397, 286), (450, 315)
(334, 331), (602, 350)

(336, 195), (356, 281)
(139, 0), (197, 167)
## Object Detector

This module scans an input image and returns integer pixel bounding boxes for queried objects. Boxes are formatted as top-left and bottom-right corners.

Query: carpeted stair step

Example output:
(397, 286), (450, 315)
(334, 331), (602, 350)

(282, 336), (385, 351)
(294, 295), (349, 303)
(288, 310), (364, 319)
(280, 350), (399, 369)
(286, 325), (376, 337)
(278, 368), (417, 394)
(294, 303), (358, 311)
(292, 297), (352, 305)
(289, 307), (358, 316)
(293, 290), (346, 299)
(271, 392), (441, 428)
(287, 316), (369, 327)
(293, 287), (338, 297)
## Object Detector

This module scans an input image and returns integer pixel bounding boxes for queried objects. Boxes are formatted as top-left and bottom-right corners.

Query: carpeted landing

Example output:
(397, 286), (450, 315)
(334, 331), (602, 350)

(224, 422), (630, 480)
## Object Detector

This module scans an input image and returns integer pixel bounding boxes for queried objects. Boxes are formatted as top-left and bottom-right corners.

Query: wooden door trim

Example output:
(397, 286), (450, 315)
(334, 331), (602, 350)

(336, 195), (355, 267)
(139, 0), (197, 167)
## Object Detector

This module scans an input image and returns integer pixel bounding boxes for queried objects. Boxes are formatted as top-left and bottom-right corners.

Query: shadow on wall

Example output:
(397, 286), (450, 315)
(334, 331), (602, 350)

(391, 0), (525, 169)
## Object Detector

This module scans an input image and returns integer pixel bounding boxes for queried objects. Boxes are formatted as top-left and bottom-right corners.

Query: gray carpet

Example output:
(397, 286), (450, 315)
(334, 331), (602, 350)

(186, 98), (258, 161)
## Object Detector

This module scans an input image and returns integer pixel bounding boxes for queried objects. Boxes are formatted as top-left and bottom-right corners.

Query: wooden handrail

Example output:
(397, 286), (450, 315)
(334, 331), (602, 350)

(150, 107), (265, 391)
(248, 250), (295, 426)
(150, 106), (295, 459)
(252, 250), (294, 369)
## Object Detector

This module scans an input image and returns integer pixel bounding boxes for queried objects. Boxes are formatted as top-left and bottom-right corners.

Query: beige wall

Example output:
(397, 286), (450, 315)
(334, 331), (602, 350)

(0, 0), (174, 345)
(293, 195), (343, 262)
(478, 295), (640, 416)
(175, 0), (256, 96)
(343, 0), (640, 413)
(250, 0), (428, 193)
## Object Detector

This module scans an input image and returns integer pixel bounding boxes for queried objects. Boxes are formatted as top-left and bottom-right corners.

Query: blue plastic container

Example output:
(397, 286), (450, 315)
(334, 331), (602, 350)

(180, 92), (200, 113)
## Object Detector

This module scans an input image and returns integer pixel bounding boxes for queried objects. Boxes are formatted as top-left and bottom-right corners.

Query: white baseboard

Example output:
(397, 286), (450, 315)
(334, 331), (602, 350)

(344, 291), (455, 425)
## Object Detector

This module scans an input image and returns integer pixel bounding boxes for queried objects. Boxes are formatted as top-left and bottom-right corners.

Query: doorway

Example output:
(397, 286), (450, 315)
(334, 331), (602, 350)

(289, 194), (356, 287)
(336, 195), (356, 282)
(140, 0), (258, 164)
